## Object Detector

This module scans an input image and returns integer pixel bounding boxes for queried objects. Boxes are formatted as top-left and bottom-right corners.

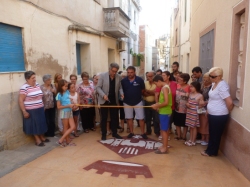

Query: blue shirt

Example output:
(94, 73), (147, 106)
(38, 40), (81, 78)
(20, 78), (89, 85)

(56, 90), (71, 112)
(121, 76), (145, 105)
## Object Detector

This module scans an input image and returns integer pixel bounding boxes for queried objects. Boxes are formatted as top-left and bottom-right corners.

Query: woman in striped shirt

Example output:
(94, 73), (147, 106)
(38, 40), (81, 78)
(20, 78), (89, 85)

(19, 71), (48, 147)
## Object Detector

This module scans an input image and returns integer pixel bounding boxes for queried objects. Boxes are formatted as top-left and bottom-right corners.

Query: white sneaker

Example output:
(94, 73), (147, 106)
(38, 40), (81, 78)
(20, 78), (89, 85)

(106, 131), (111, 136)
(201, 141), (208, 146)
(158, 136), (162, 140)
(196, 140), (203, 144)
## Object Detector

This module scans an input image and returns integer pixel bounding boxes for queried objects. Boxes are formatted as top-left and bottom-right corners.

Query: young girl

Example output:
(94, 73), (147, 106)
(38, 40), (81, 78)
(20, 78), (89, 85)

(152, 75), (172, 154)
(185, 81), (204, 146)
(68, 83), (80, 137)
(56, 79), (76, 147)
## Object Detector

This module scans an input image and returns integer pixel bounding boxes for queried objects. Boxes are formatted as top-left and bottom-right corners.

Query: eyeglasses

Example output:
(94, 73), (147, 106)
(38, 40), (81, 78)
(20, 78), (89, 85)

(209, 74), (218, 79)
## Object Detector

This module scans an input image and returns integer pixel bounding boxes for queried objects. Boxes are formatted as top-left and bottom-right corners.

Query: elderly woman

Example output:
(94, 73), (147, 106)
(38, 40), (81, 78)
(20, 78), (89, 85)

(77, 72), (95, 133)
(201, 67), (233, 156)
(19, 71), (49, 146)
(173, 73), (190, 141)
(197, 72), (212, 146)
(40, 75), (56, 137)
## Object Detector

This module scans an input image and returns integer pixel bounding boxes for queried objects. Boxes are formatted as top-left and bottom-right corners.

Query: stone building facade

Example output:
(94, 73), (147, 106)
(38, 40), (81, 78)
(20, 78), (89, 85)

(0, 0), (132, 150)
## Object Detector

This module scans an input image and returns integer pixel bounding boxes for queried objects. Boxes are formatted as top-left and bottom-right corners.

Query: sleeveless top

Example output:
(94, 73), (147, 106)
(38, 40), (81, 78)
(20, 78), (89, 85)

(185, 93), (202, 128)
(69, 92), (79, 111)
(159, 85), (172, 115)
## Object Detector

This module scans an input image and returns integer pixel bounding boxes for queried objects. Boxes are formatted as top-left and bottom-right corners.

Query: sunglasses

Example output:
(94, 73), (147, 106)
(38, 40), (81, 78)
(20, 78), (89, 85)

(209, 74), (218, 79)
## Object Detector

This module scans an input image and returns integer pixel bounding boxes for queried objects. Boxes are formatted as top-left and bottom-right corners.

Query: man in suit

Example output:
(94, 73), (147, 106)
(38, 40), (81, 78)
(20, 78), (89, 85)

(96, 63), (124, 140)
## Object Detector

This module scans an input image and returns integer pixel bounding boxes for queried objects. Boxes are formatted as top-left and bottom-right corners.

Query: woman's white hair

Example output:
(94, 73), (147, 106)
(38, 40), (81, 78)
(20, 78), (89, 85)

(203, 72), (210, 77)
(209, 67), (223, 77)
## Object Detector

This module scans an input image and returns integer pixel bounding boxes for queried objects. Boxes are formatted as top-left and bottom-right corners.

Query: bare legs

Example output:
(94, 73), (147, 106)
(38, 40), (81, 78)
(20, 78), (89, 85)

(158, 130), (169, 152)
(176, 126), (188, 140)
(189, 127), (197, 143)
(58, 118), (75, 144)
(34, 135), (46, 144)
(73, 115), (79, 136)
(201, 134), (209, 142)
(127, 119), (145, 134)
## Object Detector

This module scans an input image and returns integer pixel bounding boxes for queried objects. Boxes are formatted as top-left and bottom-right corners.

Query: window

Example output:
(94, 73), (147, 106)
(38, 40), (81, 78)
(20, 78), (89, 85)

(229, 1), (248, 107)
(0, 23), (25, 72)
(199, 29), (214, 74)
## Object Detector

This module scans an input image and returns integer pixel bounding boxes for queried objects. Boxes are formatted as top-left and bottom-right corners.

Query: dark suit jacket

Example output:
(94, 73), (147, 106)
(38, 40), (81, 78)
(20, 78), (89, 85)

(96, 72), (123, 105)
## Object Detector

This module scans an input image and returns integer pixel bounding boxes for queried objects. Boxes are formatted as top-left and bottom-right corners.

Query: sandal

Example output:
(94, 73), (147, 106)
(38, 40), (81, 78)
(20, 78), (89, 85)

(66, 142), (76, 146)
(90, 128), (96, 131)
(35, 142), (45, 147)
(119, 128), (124, 133)
(155, 149), (169, 154)
(56, 141), (65, 147)
(73, 134), (79, 137)
(184, 140), (192, 145)
(42, 139), (50, 143)
(174, 137), (181, 140)
(185, 141), (193, 146)
(84, 129), (89, 133)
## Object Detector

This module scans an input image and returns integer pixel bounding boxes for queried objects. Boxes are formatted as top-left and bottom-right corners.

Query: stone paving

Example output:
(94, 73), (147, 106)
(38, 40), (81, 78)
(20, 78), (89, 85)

(0, 125), (249, 187)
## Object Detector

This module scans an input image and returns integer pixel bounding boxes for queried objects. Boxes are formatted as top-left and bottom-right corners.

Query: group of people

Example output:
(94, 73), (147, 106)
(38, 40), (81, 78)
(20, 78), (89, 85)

(19, 61), (233, 156)
(142, 63), (233, 156)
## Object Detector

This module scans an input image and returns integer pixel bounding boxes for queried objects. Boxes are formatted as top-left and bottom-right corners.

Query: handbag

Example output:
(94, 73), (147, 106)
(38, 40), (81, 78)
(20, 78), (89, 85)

(197, 106), (206, 114)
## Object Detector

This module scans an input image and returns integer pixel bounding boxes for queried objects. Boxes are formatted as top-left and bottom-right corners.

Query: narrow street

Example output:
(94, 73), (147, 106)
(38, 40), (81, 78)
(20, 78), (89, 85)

(0, 126), (249, 187)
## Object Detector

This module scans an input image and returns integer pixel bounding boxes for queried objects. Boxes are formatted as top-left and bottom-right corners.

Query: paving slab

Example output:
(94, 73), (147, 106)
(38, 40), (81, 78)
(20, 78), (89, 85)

(0, 125), (249, 187)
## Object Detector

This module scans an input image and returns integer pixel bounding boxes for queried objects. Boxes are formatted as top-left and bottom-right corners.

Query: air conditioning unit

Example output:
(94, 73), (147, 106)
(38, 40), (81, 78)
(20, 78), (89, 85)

(117, 41), (126, 52)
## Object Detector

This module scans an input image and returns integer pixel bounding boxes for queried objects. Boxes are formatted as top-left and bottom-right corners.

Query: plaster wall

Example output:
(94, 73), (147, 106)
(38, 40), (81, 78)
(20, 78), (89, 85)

(0, 0), (121, 149)
(190, 0), (250, 130)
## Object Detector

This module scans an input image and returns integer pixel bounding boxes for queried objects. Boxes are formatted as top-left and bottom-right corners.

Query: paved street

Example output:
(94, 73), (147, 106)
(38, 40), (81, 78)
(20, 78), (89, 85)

(0, 125), (249, 187)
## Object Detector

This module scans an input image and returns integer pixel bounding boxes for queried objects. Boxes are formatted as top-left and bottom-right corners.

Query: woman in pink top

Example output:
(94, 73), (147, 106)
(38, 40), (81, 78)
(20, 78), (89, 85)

(173, 73), (190, 141)
(77, 72), (95, 133)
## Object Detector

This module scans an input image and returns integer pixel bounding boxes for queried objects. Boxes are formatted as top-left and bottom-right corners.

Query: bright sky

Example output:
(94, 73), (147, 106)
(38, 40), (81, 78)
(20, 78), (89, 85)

(139, 0), (175, 39)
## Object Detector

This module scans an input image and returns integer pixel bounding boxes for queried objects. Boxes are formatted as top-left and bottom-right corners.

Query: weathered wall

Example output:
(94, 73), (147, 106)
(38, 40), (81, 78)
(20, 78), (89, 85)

(0, 0), (121, 150)
(190, 0), (250, 130)
(190, 0), (250, 180)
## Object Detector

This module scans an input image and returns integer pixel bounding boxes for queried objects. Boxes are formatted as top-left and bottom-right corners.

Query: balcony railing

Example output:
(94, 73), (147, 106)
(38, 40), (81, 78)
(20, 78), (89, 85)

(103, 7), (130, 38)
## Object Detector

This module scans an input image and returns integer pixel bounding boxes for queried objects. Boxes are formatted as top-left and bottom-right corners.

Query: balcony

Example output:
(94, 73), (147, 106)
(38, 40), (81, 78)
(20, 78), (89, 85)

(103, 7), (130, 38)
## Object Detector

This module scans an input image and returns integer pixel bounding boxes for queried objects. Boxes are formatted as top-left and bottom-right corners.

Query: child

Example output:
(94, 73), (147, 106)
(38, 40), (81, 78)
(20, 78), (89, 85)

(151, 75), (172, 154)
(185, 81), (204, 146)
(56, 79), (76, 147)
(68, 83), (80, 137)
